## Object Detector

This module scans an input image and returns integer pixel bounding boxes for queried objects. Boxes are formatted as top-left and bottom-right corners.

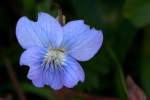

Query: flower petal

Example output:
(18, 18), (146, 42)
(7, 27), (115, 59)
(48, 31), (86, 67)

(63, 21), (103, 61)
(27, 67), (44, 87)
(20, 47), (64, 89)
(16, 12), (63, 49)
(38, 12), (63, 48)
(20, 47), (47, 87)
(63, 56), (85, 88)
(62, 20), (89, 48)
(20, 47), (46, 68)
(16, 17), (48, 49)
(43, 64), (64, 90)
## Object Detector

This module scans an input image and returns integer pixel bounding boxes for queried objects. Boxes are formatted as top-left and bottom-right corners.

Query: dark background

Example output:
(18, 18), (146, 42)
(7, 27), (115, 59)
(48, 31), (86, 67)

(0, 0), (150, 100)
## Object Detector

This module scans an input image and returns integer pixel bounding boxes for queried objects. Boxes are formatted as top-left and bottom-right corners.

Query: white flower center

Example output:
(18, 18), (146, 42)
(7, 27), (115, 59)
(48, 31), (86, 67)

(44, 48), (65, 66)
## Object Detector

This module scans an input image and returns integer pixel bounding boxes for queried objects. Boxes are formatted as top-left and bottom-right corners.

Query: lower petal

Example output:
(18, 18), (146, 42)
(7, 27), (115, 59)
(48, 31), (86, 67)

(63, 56), (85, 88)
(27, 67), (44, 87)
(44, 64), (64, 90)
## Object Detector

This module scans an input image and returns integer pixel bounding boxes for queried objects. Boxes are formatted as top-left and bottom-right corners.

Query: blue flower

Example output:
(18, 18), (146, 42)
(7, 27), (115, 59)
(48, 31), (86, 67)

(16, 12), (103, 90)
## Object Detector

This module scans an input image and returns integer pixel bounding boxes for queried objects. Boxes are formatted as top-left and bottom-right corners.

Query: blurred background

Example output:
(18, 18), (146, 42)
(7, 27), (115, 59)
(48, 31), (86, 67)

(0, 0), (150, 100)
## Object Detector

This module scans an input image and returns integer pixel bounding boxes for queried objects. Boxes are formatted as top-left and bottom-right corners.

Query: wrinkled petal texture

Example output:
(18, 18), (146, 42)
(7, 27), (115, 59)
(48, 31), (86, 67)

(20, 47), (84, 89)
(63, 20), (103, 61)
(16, 12), (63, 49)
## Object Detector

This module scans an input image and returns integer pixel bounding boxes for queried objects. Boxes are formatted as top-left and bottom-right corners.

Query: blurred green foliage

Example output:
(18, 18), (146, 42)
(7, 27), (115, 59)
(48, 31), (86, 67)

(139, 28), (150, 98)
(0, 0), (150, 100)
(123, 0), (150, 27)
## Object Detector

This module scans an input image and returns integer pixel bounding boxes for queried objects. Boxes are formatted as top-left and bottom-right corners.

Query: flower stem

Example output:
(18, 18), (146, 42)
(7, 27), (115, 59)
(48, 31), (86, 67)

(3, 57), (27, 100)
(57, 8), (66, 26)
(106, 43), (128, 100)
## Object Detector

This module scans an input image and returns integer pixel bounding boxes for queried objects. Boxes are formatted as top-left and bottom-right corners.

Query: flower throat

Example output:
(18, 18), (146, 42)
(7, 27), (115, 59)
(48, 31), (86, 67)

(44, 48), (65, 66)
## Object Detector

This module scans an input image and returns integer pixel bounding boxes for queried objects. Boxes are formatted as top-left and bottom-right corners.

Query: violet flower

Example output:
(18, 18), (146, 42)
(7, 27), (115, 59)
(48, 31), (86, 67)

(16, 12), (103, 90)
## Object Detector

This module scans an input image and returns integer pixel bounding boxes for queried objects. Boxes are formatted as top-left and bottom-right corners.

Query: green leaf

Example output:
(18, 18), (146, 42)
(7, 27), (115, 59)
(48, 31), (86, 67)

(106, 44), (128, 100)
(123, 0), (150, 27)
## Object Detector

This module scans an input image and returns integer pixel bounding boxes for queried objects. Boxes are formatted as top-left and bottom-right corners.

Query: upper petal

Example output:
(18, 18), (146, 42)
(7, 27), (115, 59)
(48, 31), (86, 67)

(63, 21), (103, 61)
(63, 56), (85, 88)
(16, 12), (63, 49)
(62, 20), (89, 48)
(38, 12), (63, 48)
